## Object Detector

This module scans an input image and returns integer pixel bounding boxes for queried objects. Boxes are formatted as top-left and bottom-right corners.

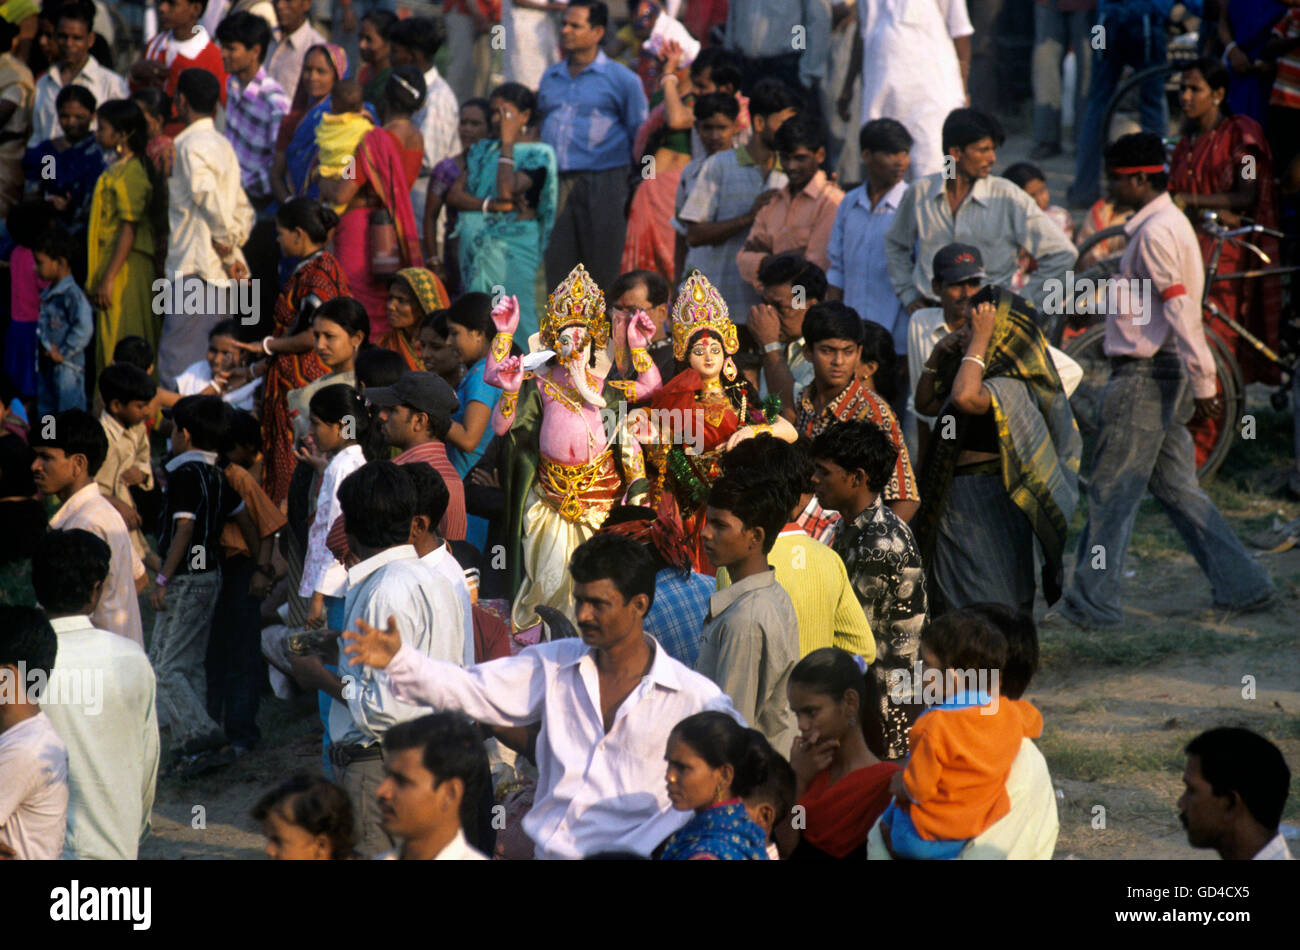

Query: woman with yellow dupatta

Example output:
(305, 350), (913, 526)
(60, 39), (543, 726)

(913, 284), (1080, 617)
(378, 267), (449, 370)
(87, 99), (158, 373)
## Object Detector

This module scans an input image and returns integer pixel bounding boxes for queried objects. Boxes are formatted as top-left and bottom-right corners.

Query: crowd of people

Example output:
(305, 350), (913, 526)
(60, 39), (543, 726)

(0, 0), (1296, 862)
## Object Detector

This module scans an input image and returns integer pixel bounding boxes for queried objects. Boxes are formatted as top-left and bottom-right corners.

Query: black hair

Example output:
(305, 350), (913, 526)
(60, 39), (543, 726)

(112, 336), (153, 372)
(1002, 161), (1046, 191)
(790, 646), (868, 709)
(251, 773), (356, 859)
(130, 87), (174, 127)
(0, 16), (17, 52)
(489, 82), (538, 127)
(921, 610), (1008, 675)
(1184, 728), (1291, 832)
(0, 605), (57, 687)
(384, 64), (426, 116)
(277, 198), (340, 245)
(720, 434), (800, 517)
(773, 113), (826, 155)
(689, 46), (742, 90)
(98, 362), (157, 405)
(404, 461), (450, 529)
(859, 319), (898, 403)
(215, 10), (272, 61)
(669, 711), (771, 798)
(336, 460), (418, 550)
(209, 318), (241, 342)
(461, 97), (490, 122)
(941, 107), (1005, 153)
(707, 467), (787, 556)
(383, 711), (490, 846)
(314, 296), (371, 344)
(747, 740), (796, 837)
(748, 77), (800, 120)
(611, 269), (669, 309)
(1185, 55), (1230, 96)
(756, 253), (827, 301)
(0, 434), (37, 497)
(1104, 131), (1168, 190)
(54, 2), (93, 30)
(96, 98), (147, 157)
(859, 117), (913, 155)
(177, 67), (221, 115)
(360, 8), (398, 40)
(387, 15), (445, 61)
(33, 528), (110, 614)
(693, 91), (739, 122)
(354, 346), (406, 390)
(54, 83), (96, 114)
(34, 226), (77, 266)
(30, 407), (108, 475)
(446, 292), (494, 338)
(802, 301), (862, 348)
(810, 419), (897, 495)
(568, 0), (608, 30)
(569, 533), (657, 610)
(962, 602), (1038, 700)
(173, 394), (232, 452)
(6, 198), (55, 249)
(227, 409), (262, 454)
(0, 369), (18, 409)
(309, 383), (384, 461)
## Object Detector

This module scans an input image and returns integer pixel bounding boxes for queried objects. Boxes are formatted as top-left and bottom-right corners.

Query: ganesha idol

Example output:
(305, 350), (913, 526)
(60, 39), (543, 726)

(629, 271), (798, 575)
(486, 264), (664, 630)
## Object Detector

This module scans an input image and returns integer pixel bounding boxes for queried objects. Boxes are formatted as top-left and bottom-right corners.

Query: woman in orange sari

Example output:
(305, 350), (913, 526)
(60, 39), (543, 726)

(636, 272), (796, 574)
(377, 267), (449, 370)
(1170, 57), (1280, 464)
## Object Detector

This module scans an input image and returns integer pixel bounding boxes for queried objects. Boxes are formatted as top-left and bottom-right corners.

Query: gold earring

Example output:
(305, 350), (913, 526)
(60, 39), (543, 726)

(723, 356), (736, 381)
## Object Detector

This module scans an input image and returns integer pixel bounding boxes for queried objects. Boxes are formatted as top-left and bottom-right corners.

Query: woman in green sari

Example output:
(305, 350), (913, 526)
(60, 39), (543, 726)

(448, 82), (557, 342)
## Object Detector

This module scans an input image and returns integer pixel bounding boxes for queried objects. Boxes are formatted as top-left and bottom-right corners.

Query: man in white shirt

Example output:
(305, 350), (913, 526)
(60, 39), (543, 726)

(343, 533), (742, 860)
(28, 4), (127, 146)
(264, 0), (326, 100)
(388, 15), (459, 242)
(374, 712), (490, 860)
(403, 462), (474, 670)
(0, 606), (68, 860)
(159, 68), (256, 390)
(1179, 727), (1293, 861)
(290, 461), (465, 856)
(32, 409), (147, 647)
(33, 530), (160, 860)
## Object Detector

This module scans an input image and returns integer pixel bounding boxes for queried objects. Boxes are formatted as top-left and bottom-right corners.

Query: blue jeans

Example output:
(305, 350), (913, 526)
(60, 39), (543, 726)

(1032, 1), (1095, 147)
(1069, 12), (1168, 205)
(37, 359), (86, 416)
(1062, 355), (1275, 626)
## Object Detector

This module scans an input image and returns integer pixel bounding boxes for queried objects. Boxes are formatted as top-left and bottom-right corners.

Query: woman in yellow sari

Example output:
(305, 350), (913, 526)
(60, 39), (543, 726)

(88, 99), (158, 373)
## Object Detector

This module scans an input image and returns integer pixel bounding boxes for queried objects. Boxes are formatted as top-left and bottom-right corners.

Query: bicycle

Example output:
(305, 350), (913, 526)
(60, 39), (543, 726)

(1052, 212), (1299, 483)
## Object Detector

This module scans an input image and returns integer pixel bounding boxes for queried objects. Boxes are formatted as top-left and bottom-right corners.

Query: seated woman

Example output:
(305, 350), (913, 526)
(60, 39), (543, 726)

(660, 711), (774, 860)
(785, 648), (900, 861)
(913, 287), (1080, 617)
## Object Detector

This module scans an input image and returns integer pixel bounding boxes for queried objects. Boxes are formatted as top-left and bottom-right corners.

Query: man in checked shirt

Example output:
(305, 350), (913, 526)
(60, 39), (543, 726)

(1058, 133), (1274, 628)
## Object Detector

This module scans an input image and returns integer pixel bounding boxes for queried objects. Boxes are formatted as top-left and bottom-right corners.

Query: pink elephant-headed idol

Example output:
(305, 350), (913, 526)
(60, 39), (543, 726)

(486, 263), (663, 630)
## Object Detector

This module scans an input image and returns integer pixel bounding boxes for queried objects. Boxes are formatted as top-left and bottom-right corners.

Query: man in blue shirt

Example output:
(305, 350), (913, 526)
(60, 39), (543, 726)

(538, 0), (648, 291)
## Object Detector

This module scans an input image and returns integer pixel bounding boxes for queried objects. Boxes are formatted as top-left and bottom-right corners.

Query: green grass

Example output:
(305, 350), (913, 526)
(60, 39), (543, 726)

(1038, 622), (1277, 669)
(1039, 731), (1187, 781)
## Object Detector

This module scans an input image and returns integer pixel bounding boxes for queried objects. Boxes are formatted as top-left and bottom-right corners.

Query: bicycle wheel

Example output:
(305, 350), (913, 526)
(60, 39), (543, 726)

(1061, 325), (1242, 484)
(1043, 226), (1129, 346)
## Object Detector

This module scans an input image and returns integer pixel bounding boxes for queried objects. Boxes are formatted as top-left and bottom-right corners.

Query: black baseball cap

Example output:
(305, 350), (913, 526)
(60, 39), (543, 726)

(932, 243), (986, 284)
(365, 371), (460, 418)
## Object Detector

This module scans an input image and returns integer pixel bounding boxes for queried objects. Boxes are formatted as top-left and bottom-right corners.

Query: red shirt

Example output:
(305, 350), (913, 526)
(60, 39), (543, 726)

(144, 27), (227, 135)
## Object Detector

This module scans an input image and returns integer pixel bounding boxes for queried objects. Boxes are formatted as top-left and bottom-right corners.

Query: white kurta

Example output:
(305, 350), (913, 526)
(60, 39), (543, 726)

(502, 1), (564, 92)
(859, 0), (973, 178)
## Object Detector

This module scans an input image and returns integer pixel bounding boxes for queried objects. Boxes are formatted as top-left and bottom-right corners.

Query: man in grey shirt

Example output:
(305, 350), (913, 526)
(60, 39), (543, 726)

(696, 467), (799, 758)
(886, 108), (1074, 316)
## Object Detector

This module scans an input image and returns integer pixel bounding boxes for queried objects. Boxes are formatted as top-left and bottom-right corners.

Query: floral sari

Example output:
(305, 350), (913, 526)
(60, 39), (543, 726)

(659, 801), (768, 861)
(456, 138), (557, 342)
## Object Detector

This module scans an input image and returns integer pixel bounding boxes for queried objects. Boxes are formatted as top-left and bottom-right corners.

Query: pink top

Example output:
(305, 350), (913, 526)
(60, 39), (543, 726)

(1102, 192), (1216, 398)
(10, 246), (45, 323)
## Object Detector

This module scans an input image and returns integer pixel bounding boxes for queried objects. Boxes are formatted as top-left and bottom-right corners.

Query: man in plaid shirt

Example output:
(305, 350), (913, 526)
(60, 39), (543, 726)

(218, 11), (291, 334)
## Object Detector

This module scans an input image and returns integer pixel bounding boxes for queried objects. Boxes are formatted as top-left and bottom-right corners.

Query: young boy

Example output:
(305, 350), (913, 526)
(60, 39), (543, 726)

(316, 80), (372, 212)
(207, 409), (284, 754)
(150, 395), (247, 776)
(96, 363), (159, 566)
(671, 92), (740, 283)
(34, 228), (93, 416)
(174, 319), (261, 411)
(878, 611), (1040, 860)
(144, 0), (227, 134)
(0, 606), (69, 860)
(33, 409), (148, 647)
(696, 466), (800, 757)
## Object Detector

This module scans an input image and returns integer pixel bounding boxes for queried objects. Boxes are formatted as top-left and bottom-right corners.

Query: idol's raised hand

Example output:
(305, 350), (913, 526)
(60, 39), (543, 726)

(626, 309), (656, 351)
(491, 294), (520, 335)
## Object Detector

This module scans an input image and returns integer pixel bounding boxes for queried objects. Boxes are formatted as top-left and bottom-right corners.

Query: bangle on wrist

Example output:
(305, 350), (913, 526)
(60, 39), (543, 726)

(497, 156), (515, 165)
(762, 341), (784, 355)
(482, 197), (491, 213)
(262, 335), (274, 356)
(961, 354), (986, 370)
(155, 573), (168, 587)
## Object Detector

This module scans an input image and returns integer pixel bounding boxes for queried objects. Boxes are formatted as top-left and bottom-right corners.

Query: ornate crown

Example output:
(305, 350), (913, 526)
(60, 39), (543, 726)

(540, 264), (609, 353)
(671, 271), (738, 362)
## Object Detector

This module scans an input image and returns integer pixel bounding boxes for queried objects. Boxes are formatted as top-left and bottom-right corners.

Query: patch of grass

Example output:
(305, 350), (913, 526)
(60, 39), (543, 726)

(1039, 731), (1186, 781)
(1039, 622), (1246, 668)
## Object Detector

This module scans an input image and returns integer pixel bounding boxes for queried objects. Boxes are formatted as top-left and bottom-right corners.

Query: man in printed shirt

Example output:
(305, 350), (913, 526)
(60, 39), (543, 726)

(1059, 133), (1274, 628)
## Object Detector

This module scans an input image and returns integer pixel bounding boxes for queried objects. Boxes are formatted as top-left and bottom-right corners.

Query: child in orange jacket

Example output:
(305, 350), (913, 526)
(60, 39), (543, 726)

(879, 612), (1043, 859)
